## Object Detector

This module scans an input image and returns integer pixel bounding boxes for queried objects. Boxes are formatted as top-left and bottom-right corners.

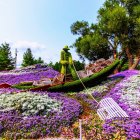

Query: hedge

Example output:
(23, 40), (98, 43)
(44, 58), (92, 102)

(12, 81), (35, 90)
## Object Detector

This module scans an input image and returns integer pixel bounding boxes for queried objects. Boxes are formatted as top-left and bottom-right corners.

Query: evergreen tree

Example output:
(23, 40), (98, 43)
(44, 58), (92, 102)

(73, 60), (85, 71)
(52, 62), (62, 72)
(34, 57), (44, 64)
(22, 48), (35, 67)
(48, 61), (53, 68)
(0, 42), (14, 70)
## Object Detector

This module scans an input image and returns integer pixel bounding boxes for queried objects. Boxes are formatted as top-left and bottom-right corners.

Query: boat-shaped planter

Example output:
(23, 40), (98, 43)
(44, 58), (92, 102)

(30, 59), (120, 92)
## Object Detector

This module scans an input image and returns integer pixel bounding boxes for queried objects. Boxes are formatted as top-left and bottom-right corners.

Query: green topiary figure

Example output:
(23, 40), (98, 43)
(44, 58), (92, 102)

(60, 46), (78, 80)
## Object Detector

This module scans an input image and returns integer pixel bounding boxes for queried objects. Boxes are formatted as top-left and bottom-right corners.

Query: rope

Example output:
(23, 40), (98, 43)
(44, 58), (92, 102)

(72, 61), (99, 104)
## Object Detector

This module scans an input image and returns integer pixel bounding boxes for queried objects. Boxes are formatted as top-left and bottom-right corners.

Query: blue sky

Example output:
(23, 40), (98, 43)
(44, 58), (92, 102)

(0, 0), (105, 66)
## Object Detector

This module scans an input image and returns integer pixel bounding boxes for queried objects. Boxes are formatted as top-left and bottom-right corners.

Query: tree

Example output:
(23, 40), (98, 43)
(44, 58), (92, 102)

(97, 0), (140, 69)
(48, 61), (62, 72)
(52, 62), (62, 72)
(97, 2), (128, 59)
(71, 0), (140, 69)
(71, 21), (90, 36)
(34, 57), (44, 64)
(71, 21), (112, 62)
(22, 48), (35, 67)
(73, 60), (85, 71)
(124, 0), (140, 69)
(48, 61), (53, 68)
(0, 43), (14, 70)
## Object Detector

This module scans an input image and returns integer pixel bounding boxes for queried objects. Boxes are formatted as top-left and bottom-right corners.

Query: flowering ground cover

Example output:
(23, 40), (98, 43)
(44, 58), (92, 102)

(0, 64), (59, 85)
(0, 92), (82, 139)
(0, 69), (139, 139)
(103, 70), (140, 139)
(61, 71), (140, 139)
(0, 87), (20, 94)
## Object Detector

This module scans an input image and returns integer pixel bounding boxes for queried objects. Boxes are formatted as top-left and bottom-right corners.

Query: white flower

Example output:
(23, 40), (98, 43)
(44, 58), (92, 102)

(0, 92), (62, 116)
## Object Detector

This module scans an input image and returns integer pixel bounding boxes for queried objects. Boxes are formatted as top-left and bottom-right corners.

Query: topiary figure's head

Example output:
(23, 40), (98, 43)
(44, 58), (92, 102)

(63, 45), (70, 51)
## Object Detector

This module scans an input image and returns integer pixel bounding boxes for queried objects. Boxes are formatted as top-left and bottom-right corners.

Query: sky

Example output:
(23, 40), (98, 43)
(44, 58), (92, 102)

(0, 0), (105, 67)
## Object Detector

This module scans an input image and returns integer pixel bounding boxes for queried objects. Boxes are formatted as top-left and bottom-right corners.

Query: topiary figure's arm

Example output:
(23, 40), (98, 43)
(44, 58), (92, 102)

(68, 53), (78, 80)
(68, 53), (73, 65)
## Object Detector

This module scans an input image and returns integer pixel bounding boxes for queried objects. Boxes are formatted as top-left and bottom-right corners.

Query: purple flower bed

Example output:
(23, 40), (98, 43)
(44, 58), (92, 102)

(76, 93), (97, 110)
(0, 88), (20, 94)
(74, 76), (123, 110)
(1, 64), (51, 73)
(0, 92), (83, 139)
(0, 66), (139, 139)
(0, 69), (59, 85)
(103, 70), (140, 139)
(110, 70), (139, 78)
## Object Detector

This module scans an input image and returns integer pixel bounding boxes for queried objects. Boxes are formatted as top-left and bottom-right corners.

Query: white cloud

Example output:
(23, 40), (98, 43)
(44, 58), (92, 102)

(9, 40), (66, 67)
(0, 40), (81, 68)
(0, 40), (50, 66)
(12, 40), (46, 50)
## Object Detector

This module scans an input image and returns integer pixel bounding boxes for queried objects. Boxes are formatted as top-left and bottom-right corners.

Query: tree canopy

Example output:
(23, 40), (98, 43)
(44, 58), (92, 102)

(22, 48), (35, 67)
(71, 21), (112, 62)
(0, 43), (14, 70)
(34, 57), (44, 64)
(22, 48), (44, 67)
(71, 0), (140, 69)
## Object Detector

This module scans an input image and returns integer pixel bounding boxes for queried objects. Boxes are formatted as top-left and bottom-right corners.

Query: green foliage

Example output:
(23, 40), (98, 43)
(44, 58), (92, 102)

(71, 0), (140, 65)
(48, 61), (61, 72)
(34, 57), (44, 64)
(136, 64), (140, 70)
(0, 42), (14, 70)
(71, 22), (112, 61)
(52, 62), (62, 72)
(117, 57), (128, 71)
(12, 85), (35, 90)
(75, 34), (112, 61)
(98, 3), (128, 34)
(71, 20), (90, 36)
(48, 61), (53, 67)
(100, 0), (140, 55)
(73, 60), (84, 71)
(15, 81), (33, 86)
(21, 48), (35, 67)
(12, 82), (35, 90)
(97, 1), (129, 59)
(121, 63), (128, 71)
(48, 59), (119, 92)
(21, 48), (44, 67)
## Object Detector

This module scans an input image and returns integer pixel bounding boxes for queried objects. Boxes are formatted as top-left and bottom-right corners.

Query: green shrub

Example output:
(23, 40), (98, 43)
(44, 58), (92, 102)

(118, 58), (127, 71)
(48, 59), (120, 92)
(136, 65), (140, 70)
(121, 63), (128, 71)
(12, 82), (35, 90)
(12, 85), (35, 90)
(17, 81), (33, 86)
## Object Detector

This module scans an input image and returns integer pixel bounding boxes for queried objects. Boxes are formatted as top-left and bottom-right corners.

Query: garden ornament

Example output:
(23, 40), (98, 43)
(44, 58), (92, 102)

(60, 45), (78, 80)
